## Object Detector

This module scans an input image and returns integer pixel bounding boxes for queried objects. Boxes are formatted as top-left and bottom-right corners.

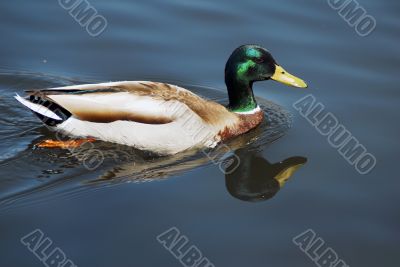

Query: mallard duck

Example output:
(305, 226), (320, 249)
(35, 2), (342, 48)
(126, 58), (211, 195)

(15, 45), (307, 155)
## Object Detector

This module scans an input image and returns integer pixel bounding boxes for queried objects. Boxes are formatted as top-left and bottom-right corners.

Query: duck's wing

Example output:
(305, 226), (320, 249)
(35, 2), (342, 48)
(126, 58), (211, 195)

(23, 81), (237, 126)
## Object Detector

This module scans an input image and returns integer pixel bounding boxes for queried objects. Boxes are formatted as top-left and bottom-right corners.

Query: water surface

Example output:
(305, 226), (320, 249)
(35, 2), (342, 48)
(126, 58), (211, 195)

(0, 0), (399, 266)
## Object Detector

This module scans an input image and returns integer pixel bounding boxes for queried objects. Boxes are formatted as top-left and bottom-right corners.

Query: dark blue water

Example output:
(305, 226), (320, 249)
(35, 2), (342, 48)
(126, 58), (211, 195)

(0, 0), (399, 266)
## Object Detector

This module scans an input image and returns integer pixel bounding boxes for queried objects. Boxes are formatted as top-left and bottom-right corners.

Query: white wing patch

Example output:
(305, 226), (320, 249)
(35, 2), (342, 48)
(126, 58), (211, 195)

(48, 92), (175, 122)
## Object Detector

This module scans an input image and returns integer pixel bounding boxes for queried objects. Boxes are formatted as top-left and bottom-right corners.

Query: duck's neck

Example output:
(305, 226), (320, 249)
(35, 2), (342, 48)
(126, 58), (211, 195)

(225, 76), (258, 113)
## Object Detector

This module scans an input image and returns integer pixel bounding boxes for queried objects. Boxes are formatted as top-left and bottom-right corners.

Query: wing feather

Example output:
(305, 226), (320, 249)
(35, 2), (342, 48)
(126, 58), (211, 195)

(24, 81), (238, 126)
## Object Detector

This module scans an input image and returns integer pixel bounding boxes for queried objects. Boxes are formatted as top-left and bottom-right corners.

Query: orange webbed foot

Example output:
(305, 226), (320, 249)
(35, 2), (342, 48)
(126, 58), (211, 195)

(36, 138), (96, 149)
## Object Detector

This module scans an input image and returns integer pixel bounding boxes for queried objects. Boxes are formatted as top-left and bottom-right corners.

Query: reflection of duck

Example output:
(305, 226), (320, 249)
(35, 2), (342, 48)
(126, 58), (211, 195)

(15, 45), (307, 155)
(225, 149), (307, 202)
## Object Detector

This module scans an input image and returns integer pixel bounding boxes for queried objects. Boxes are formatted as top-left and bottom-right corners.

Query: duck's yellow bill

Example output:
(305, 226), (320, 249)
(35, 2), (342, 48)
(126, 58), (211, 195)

(275, 164), (304, 187)
(271, 65), (308, 88)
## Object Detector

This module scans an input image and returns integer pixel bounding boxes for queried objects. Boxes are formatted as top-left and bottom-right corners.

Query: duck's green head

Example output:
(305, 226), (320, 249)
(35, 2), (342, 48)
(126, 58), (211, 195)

(225, 45), (307, 112)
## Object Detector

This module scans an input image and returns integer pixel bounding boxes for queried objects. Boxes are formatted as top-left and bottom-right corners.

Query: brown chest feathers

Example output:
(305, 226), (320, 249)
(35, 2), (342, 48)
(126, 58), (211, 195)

(218, 110), (264, 141)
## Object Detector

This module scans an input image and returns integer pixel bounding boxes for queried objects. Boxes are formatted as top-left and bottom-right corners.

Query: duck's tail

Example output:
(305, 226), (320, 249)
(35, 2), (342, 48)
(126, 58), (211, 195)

(14, 93), (71, 126)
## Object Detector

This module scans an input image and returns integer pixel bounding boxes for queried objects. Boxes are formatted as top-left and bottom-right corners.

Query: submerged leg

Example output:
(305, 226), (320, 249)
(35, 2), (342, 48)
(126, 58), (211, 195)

(36, 138), (96, 149)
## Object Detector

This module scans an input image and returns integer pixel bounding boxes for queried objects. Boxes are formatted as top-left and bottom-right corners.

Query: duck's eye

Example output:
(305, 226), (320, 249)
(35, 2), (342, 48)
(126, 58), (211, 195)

(254, 58), (264, 64)
(281, 71), (285, 74)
